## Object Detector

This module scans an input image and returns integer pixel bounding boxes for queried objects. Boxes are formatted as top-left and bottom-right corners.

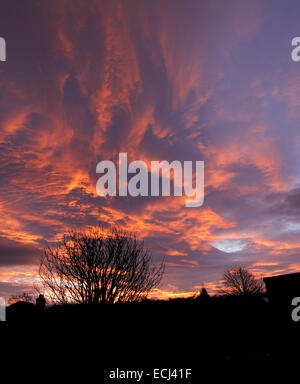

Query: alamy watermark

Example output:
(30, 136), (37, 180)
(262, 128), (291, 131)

(291, 297), (300, 321)
(96, 153), (204, 207)
(0, 297), (5, 321)
(0, 37), (6, 62)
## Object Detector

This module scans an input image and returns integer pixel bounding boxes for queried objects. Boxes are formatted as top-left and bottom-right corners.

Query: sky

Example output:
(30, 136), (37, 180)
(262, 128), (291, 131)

(1, 0), (300, 300)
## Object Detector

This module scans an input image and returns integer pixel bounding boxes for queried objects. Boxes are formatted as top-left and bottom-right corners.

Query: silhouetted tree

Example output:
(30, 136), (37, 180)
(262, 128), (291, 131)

(221, 267), (264, 296)
(7, 292), (35, 305)
(199, 287), (209, 297)
(196, 286), (210, 305)
(39, 226), (165, 304)
(36, 294), (46, 310)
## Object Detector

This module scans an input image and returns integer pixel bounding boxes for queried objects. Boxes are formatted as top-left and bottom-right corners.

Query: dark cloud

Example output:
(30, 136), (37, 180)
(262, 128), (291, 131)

(265, 188), (300, 217)
(0, 238), (41, 266)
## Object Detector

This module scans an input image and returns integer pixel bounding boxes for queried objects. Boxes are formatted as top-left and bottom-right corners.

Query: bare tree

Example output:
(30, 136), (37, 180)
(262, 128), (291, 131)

(221, 267), (264, 296)
(8, 292), (35, 305)
(39, 226), (164, 304)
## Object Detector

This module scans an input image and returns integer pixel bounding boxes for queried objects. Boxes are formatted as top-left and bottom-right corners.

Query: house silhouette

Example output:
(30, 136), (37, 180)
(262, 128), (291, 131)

(264, 272), (300, 324)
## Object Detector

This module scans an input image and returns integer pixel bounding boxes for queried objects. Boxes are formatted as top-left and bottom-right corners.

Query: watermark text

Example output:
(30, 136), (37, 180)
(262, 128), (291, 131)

(96, 153), (204, 208)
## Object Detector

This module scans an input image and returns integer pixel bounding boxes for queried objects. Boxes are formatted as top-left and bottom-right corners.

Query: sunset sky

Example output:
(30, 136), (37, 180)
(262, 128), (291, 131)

(1, 0), (300, 300)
